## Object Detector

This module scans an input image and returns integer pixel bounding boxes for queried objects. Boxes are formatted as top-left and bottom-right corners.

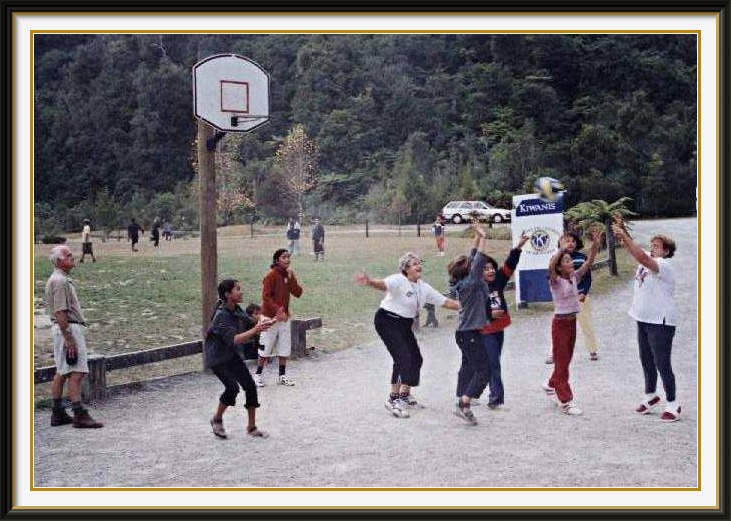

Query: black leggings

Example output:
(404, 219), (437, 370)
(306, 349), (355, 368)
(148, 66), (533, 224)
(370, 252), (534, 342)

(374, 308), (422, 387)
(211, 357), (260, 408)
(637, 321), (677, 402)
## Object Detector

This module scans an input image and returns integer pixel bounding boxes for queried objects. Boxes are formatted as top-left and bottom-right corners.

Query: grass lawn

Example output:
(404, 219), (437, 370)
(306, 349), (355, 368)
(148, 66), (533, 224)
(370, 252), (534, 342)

(33, 223), (635, 393)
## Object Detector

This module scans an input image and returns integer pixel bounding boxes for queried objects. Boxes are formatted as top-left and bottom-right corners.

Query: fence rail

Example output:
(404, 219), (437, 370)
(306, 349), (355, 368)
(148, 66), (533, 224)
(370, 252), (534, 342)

(34, 318), (322, 402)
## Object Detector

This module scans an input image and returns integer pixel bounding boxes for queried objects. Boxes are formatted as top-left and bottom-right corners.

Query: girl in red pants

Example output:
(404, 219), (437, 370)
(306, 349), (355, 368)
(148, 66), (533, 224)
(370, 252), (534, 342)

(543, 231), (600, 415)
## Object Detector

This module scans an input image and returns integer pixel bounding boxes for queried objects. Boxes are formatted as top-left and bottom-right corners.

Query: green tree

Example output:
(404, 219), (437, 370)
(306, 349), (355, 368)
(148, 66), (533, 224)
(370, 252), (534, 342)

(564, 197), (638, 275)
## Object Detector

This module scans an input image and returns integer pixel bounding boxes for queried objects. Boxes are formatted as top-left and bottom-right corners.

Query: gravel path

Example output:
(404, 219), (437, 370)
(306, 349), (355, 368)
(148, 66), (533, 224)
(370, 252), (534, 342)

(33, 218), (698, 489)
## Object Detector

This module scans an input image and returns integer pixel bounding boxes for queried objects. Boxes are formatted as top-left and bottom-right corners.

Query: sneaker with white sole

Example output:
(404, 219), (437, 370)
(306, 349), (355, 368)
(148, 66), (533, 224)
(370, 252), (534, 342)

(385, 398), (410, 418)
(558, 401), (583, 416)
(254, 374), (265, 387)
(635, 395), (661, 415)
(545, 355), (554, 364)
(277, 375), (295, 386)
(454, 404), (478, 425)
(400, 394), (424, 408)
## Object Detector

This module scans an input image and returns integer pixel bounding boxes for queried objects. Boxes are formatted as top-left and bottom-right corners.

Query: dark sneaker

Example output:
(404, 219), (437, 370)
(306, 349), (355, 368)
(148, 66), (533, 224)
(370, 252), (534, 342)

(487, 402), (504, 411)
(454, 404), (478, 425)
(635, 396), (661, 415)
(51, 409), (73, 426)
(400, 394), (424, 409)
(210, 418), (227, 438)
(589, 352), (599, 361)
(72, 409), (104, 428)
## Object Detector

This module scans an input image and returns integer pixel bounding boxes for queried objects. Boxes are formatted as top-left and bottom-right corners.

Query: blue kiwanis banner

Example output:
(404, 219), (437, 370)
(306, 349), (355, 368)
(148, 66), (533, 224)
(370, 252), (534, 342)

(511, 193), (565, 305)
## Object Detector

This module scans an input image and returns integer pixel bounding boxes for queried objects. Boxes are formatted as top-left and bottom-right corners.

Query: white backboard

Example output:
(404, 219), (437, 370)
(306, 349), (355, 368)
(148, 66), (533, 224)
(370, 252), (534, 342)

(192, 54), (270, 132)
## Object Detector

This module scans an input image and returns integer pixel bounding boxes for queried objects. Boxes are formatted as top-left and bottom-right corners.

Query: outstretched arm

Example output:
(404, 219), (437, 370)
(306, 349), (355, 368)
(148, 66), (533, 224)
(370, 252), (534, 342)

(611, 220), (659, 273)
(547, 248), (565, 283)
(354, 271), (387, 291)
(575, 232), (601, 280)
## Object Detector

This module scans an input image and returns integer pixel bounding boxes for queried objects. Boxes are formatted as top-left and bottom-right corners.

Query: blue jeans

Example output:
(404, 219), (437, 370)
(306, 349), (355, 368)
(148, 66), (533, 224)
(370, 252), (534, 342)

(455, 330), (490, 399)
(637, 321), (676, 402)
(482, 331), (505, 406)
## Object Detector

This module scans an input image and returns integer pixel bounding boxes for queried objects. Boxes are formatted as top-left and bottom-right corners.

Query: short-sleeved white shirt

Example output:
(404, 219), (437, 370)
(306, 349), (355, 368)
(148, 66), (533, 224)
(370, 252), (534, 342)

(379, 273), (447, 318)
(628, 256), (676, 326)
(82, 224), (91, 242)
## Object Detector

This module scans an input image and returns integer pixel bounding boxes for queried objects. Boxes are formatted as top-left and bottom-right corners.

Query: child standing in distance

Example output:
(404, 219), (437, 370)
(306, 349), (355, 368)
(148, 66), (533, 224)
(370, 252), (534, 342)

(543, 231), (601, 416)
(433, 214), (446, 256)
(255, 249), (303, 387)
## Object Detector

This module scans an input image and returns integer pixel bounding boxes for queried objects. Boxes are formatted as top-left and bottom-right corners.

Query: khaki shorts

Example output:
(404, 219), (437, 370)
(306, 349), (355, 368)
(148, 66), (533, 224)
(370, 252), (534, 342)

(259, 319), (291, 358)
(52, 323), (89, 375)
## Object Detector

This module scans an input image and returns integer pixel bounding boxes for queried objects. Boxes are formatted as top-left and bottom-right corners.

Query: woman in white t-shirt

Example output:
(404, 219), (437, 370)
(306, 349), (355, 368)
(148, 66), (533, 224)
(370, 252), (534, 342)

(612, 216), (680, 423)
(354, 253), (460, 418)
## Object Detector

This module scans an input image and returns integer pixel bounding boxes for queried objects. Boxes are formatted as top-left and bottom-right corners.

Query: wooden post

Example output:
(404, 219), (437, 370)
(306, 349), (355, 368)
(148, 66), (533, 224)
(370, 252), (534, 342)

(198, 121), (218, 347)
(290, 318), (323, 359)
(82, 354), (107, 402)
(606, 217), (619, 276)
(365, 219), (369, 238)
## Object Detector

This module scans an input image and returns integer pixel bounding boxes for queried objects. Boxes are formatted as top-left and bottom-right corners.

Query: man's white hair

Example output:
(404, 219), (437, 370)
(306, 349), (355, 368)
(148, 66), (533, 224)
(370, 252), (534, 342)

(49, 245), (68, 267)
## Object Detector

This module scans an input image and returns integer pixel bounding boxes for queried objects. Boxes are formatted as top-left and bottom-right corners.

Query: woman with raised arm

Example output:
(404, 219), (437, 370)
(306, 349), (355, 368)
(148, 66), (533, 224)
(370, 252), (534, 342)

(543, 230), (601, 416)
(611, 216), (680, 422)
(354, 253), (460, 419)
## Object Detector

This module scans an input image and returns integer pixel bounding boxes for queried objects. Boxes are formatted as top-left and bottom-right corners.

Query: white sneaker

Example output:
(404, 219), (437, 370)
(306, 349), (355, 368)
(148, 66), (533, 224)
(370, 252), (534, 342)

(559, 401), (583, 416)
(277, 375), (295, 386)
(385, 398), (410, 418)
(254, 374), (265, 387)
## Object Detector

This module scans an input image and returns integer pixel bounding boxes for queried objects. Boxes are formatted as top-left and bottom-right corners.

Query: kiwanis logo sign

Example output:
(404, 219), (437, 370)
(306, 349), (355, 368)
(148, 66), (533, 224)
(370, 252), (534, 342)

(524, 227), (562, 255)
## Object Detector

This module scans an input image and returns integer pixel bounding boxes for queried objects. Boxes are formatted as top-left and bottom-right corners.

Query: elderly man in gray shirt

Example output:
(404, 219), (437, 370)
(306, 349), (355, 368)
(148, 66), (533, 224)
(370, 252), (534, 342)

(45, 245), (103, 428)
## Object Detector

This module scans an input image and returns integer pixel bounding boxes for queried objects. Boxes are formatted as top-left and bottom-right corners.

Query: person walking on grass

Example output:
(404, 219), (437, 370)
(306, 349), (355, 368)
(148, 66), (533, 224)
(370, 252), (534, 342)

(354, 253), (460, 419)
(127, 218), (144, 252)
(478, 232), (530, 410)
(254, 249), (303, 387)
(543, 230), (601, 416)
(286, 217), (301, 255)
(312, 217), (325, 261)
(45, 245), (103, 429)
(446, 225), (491, 425)
(205, 279), (275, 439)
(79, 218), (96, 263)
(611, 216), (681, 423)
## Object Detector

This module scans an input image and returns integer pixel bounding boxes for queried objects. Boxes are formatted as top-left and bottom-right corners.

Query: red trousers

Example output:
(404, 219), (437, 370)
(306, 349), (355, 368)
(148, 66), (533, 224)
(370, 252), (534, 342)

(548, 315), (577, 404)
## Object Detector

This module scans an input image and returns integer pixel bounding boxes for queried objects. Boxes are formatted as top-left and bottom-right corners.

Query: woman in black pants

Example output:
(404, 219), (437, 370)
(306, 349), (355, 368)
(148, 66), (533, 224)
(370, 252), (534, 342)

(354, 253), (460, 418)
(204, 278), (275, 438)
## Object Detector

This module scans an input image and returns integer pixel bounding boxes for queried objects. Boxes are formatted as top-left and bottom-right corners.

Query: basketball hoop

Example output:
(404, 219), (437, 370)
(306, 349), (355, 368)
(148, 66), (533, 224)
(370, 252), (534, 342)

(192, 54), (270, 133)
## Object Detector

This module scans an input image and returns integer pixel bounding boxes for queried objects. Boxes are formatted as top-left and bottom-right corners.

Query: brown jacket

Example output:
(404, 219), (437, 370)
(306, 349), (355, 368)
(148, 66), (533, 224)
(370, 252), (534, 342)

(261, 266), (303, 319)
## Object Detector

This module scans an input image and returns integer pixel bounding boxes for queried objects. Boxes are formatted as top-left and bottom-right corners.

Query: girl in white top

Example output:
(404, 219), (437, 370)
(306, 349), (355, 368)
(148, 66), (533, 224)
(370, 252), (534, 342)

(612, 216), (680, 422)
(355, 253), (460, 418)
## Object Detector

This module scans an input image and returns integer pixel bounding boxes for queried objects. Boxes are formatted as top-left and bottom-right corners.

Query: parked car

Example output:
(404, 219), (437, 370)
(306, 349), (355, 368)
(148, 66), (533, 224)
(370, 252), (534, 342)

(441, 200), (512, 224)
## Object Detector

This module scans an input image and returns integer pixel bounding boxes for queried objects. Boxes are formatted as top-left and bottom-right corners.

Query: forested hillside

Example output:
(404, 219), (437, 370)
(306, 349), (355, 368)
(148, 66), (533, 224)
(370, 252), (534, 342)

(33, 33), (697, 235)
